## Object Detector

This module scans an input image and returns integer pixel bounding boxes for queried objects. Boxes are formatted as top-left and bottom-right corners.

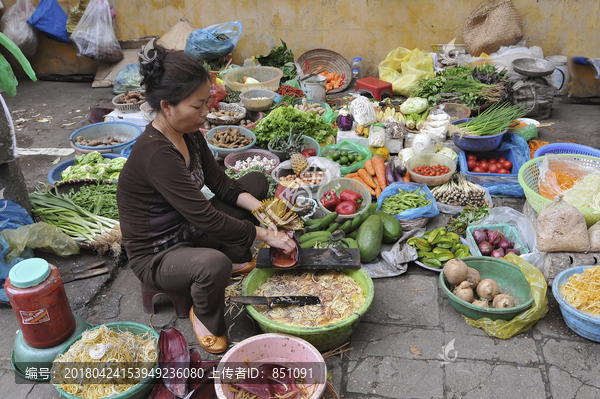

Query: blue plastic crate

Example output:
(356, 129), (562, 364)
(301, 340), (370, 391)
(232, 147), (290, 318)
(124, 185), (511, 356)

(459, 148), (520, 185)
(533, 143), (600, 159)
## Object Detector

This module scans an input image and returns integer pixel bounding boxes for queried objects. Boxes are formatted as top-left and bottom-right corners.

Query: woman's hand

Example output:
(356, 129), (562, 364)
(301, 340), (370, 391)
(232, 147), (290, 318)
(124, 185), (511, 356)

(255, 227), (296, 255)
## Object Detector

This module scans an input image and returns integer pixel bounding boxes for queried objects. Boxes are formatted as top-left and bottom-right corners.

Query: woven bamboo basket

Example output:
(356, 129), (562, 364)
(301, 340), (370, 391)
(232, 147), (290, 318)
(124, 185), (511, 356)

(296, 49), (352, 94)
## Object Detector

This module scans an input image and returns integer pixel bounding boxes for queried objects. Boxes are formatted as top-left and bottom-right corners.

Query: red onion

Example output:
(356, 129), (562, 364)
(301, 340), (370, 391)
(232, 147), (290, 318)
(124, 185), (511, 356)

(478, 241), (493, 256)
(487, 230), (503, 247)
(497, 238), (513, 250)
(472, 229), (487, 245)
(505, 248), (521, 256)
(491, 248), (505, 258)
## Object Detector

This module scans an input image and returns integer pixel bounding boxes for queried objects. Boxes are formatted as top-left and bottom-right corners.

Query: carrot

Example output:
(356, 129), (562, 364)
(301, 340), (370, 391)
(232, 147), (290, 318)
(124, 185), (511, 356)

(403, 172), (411, 182)
(358, 169), (377, 189)
(371, 156), (387, 189)
(352, 176), (376, 196)
(375, 185), (382, 198)
(364, 159), (376, 176)
(344, 172), (359, 179)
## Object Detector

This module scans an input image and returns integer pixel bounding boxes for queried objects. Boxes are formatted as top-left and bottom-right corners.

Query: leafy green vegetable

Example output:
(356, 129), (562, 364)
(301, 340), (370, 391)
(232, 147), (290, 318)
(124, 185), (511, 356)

(0, 32), (36, 96)
(253, 106), (334, 147)
(68, 183), (119, 220)
(60, 152), (127, 182)
(226, 165), (277, 197)
(256, 39), (296, 81)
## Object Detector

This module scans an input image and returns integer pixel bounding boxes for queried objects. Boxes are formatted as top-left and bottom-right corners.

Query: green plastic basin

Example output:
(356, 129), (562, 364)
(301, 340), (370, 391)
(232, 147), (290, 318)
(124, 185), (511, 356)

(439, 256), (534, 321)
(242, 268), (374, 352)
(52, 322), (158, 399)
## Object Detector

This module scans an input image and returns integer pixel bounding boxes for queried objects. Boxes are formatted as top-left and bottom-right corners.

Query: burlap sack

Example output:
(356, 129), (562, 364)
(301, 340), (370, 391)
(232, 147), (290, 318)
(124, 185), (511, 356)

(463, 0), (523, 57)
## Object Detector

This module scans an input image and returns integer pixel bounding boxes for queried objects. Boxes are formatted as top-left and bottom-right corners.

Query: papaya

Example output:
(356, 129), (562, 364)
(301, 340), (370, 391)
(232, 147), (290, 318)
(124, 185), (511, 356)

(356, 214), (383, 262)
(374, 211), (403, 243)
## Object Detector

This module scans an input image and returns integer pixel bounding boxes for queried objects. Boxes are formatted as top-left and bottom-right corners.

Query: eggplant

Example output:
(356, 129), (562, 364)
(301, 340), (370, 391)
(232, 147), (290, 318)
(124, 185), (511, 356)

(385, 160), (396, 184)
(395, 165), (407, 177)
(270, 234), (302, 268)
(159, 328), (190, 398)
(393, 169), (403, 182)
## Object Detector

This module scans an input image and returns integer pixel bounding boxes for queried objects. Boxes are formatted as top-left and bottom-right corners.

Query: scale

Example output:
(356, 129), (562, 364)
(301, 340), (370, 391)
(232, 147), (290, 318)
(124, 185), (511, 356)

(512, 58), (556, 77)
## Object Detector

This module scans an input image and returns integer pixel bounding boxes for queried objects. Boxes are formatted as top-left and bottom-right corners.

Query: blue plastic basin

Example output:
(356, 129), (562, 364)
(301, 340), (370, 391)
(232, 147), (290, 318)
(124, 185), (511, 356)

(48, 153), (126, 185)
(452, 118), (506, 152)
(553, 266), (600, 342)
(70, 122), (142, 154)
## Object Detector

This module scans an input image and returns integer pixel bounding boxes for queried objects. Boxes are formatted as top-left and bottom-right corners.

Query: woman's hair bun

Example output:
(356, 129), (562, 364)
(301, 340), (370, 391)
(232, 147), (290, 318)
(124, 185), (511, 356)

(139, 45), (166, 89)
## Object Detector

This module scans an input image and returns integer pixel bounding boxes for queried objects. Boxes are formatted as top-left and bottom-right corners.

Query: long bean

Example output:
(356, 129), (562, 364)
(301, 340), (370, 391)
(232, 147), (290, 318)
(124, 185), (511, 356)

(381, 188), (432, 215)
(456, 102), (528, 136)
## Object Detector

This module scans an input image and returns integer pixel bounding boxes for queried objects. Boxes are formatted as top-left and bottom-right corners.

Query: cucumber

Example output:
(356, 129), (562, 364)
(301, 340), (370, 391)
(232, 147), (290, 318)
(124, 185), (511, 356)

(301, 237), (330, 248)
(373, 211), (403, 243)
(355, 214), (384, 262)
(299, 231), (332, 243)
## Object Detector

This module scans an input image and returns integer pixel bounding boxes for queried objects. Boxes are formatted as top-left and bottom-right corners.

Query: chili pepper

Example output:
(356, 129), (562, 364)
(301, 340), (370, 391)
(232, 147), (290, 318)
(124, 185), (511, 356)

(320, 190), (341, 211)
(335, 200), (357, 215)
(340, 190), (363, 208)
(278, 85), (305, 98)
(301, 150), (311, 158)
(304, 148), (317, 157)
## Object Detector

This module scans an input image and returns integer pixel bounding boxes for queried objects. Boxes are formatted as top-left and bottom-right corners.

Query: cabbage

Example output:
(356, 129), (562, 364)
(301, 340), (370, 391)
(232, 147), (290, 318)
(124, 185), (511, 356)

(59, 152), (127, 182)
(400, 97), (428, 115)
(437, 147), (458, 161)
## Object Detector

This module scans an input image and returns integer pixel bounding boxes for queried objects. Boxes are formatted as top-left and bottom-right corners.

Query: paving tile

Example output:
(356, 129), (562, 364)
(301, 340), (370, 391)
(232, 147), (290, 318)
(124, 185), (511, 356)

(347, 357), (444, 398)
(440, 298), (489, 337)
(541, 339), (600, 389)
(532, 294), (586, 342)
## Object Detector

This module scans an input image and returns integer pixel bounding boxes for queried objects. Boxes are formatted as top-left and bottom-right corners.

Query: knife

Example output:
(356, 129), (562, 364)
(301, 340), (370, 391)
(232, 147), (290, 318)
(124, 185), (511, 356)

(229, 296), (321, 308)
(61, 260), (109, 284)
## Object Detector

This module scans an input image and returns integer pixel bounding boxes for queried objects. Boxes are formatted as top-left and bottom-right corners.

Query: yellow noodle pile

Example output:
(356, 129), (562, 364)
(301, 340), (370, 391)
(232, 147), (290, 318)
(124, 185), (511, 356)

(559, 266), (600, 315)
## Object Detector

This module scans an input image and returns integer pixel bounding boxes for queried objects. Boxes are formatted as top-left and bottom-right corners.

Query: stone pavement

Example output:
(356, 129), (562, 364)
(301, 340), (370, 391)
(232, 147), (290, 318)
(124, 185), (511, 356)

(1, 81), (600, 398)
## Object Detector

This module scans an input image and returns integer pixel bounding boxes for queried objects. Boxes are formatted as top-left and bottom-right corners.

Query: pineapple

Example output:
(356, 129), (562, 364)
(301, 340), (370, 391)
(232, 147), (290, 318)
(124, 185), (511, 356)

(271, 126), (310, 175)
(290, 153), (309, 175)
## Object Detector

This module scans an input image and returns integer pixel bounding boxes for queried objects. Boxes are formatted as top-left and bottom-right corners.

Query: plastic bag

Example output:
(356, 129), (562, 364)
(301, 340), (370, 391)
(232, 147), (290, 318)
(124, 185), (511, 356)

(0, 235), (34, 301)
(368, 123), (386, 147)
(511, 78), (554, 119)
(320, 141), (372, 175)
(537, 195), (590, 253)
(475, 206), (544, 270)
(537, 154), (598, 200)
(27, 0), (69, 43)
(0, 199), (33, 231)
(208, 82), (227, 109)
(458, 42), (544, 80)
(0, 222), (80, 263)
(412, 132), (442, 154)
(184, 21), (243, 62)
(0, 0), (38, 57)
(463, 253), (548, 339)
(378, 47), (434, 97)
(112, 64), (144, 94)
(509, 123), (537, 142)
(70, 0), (123, 62)
(376, 182), (440, 221)
(589, 221), (600, 252)
(349, 95), (377, 126)
(270, 156), (341, 194)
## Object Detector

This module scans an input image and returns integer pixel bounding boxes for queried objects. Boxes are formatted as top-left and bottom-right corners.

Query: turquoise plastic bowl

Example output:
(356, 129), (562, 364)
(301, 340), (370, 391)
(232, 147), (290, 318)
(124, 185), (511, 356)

(553, 266), (600, 342)
(206, 125), (256, 158)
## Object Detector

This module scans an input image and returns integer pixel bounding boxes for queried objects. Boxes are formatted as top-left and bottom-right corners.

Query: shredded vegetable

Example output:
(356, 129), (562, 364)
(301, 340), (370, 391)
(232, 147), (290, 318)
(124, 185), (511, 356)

(529, 140), (549, 159)
(53, 325), (157, 399)
(253, 271), (365, 327)
(560, 266), (600, 315)
(562, 172), (600, 209)
(538, 170), (579, 200)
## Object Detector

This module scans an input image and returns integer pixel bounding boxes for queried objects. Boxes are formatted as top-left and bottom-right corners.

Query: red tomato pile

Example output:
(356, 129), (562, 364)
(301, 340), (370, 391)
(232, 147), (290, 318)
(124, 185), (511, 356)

(466, 154), (513, 174)
(413, 164), (452, 176)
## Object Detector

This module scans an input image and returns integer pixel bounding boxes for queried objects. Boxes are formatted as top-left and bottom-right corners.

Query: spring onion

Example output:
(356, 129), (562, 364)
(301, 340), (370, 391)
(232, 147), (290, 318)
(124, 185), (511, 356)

(453, 103), (528, 136)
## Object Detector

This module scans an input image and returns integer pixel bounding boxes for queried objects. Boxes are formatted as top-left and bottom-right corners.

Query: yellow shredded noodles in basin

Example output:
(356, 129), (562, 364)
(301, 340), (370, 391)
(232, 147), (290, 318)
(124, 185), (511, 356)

(559, 266), (600, 316)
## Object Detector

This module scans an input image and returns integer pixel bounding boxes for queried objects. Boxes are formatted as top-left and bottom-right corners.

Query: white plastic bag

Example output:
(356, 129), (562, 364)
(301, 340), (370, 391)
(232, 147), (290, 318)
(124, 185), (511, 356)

(412, 133), (441, 154)
(270, 156), (341, 194)
(458, 41), (544, 79)
(0, 0), (37, 57)
(349, 95), (377, 126)
(70, 0), (123, 62)
(368, 123), (386, 147)
(537, 196), (590, 253)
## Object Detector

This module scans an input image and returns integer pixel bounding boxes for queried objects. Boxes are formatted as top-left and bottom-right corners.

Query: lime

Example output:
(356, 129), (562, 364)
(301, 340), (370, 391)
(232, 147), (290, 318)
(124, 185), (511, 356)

(325, 155), (333, 161)
(340, 150), (348, 157)
(356, 155), (364, 162)
(331, 152), (340, 161)
(340, 156), (348, 165)
(348, 154), (355, 162)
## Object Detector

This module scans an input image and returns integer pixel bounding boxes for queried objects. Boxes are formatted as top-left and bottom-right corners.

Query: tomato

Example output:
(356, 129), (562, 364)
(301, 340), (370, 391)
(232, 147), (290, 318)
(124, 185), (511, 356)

(480, 162), (489, 172)
(489, 164), (499, 173)
(473, 166), (483, 173)
(498, 157), (507, 163)
(502, 160), (513, 171)
(498, 168), (510, 174)
(467, 160), (477, 171)
(488, 158), (497, 164)
(467, 154), (477, 161)
(478, 158), (487, 164)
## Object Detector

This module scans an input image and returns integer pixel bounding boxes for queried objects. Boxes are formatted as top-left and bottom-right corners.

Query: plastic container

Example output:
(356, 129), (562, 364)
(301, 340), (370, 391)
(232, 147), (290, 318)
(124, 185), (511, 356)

(267, 135), (321, 162)
(466, 223), (530, 256)
(544, 56), (570, 96)
(70, 121), (142, 154)
(552, 266), (600, 342)
(224, 66), (283, 93)
(406, 153), (456, 187)
(206, 125), (256, 158)
(351, 57), (364, 80)
(518, 154), (600, 227)
(300, 75), (327, 103)
(48, 153), (126, 185)
(459, 149), (520, 185)
(239, 89), (276, 111)
(451, 118), (507, 152)
(53, 322), (159, 399)
(439, 256), (534, 321)
(242, 267), (374, 351)
(532, 142), (600, 159)
(215, 333), (327, 399)
(316, 177), (372, 220)
(5, 259), (76, 349)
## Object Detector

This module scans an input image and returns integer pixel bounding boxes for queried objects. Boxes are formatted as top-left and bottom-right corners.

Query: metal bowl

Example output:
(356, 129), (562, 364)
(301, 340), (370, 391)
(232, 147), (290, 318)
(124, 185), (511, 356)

(512, 58), (556, 77)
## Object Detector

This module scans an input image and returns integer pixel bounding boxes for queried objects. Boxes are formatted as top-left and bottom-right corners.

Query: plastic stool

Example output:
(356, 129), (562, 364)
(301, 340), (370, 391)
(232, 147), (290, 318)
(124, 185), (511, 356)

(140, 281), (193, 318)
(354, 77), (394, 101)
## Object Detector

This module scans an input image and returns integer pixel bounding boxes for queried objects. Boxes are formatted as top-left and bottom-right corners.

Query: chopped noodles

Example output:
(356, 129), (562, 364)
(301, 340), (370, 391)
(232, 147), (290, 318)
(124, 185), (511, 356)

(52, 325), (157, 399)
(562, 172), (600, 210)
(253, 271), (365, 327)
(560, 266), (600, 316)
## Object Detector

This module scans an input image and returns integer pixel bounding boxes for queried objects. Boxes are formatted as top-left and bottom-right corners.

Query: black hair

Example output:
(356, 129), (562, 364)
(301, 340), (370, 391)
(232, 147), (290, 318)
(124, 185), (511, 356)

(139, 45), (211, 111)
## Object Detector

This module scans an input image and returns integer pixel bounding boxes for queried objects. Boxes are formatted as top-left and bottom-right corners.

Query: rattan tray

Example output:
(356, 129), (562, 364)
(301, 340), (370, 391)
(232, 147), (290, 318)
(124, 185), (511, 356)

(206, 103), (247, 125)
(296, 49), (352, 94)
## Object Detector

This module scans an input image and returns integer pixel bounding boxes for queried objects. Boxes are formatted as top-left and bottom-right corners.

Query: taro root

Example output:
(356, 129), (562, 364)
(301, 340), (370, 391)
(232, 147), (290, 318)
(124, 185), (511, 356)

(472, 300), (489, 308)
(453, 281), (474, 303)
(476, 278), (500, 300)
(465, 267), (481, 289)
(270, 235), (302, 268)
(493, 294), (516, 308)
(443, 259), (468, 286)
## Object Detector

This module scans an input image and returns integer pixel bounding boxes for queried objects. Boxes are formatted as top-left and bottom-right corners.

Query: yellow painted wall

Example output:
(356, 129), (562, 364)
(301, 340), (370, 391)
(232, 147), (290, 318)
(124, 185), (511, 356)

(2, 0), (599, 78)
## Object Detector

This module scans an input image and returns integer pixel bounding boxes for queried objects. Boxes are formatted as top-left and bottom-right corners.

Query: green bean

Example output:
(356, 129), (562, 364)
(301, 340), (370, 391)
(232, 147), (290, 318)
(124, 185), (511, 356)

(381, 188), (431, 215)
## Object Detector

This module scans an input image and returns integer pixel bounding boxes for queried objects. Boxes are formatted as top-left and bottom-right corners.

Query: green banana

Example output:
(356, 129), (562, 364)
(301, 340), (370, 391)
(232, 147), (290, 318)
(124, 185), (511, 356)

(299, 231), (332, 243)
(306, 212), (339, 231)
(342, 238), (358, 249)
(300, 237), (330, 248)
